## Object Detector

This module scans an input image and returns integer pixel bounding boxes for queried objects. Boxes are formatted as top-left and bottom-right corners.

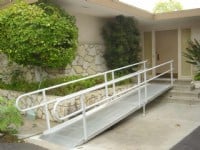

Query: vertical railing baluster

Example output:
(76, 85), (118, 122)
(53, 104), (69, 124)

(170, 62), (174, 86)
(42, 90), (51, 131)
(144, 61), (147, 70)
(143, 64), (147, 116)
(104, 73), (109, 98)
(112, 71), (116, 96)
(137, 74), (141, 107)
(80, 94), (88, 141)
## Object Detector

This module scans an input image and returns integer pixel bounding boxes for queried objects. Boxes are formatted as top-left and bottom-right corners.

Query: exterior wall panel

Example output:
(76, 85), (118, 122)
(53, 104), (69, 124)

(181, 29), (191, 77)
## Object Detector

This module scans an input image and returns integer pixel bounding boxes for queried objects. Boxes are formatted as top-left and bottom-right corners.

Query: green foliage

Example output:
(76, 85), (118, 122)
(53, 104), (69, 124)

(0, 97), (23, 134)
(194, 73), (200, 81)
(41, 76), (103, 96)
(102, 15), (141, 70)
(0, 1), (78, 68)
(184, 39), (200, 70)
(0, 75), (104, 96)
(0, 74), (133, 96)
(184, 39), (200, 80)
(153, 0), (182, 13)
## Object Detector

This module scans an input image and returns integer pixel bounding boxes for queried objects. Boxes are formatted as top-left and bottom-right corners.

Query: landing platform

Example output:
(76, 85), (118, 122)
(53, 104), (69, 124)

(40, 83), (172, 149)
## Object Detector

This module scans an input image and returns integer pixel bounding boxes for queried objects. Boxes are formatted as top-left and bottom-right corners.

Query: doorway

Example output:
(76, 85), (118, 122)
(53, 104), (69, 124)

(155, 29), (178, 78)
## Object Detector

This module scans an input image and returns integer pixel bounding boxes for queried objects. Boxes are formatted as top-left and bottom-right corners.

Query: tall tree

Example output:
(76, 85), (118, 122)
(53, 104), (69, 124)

(153, 0), (183, 13)
(102, 15), (141, 70)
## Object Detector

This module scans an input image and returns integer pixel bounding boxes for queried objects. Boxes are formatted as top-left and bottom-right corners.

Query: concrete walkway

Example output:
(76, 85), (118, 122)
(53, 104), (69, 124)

(0, 143), (47, 150)
(72, 98), (200, 150)
(23, 95), (200, 150)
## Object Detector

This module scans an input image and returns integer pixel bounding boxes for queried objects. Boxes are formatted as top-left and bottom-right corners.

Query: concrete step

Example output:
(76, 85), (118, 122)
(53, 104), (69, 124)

(165, 90), (200, 99)
(172, 84), (193, 91)
(162, 96), (200, 105)
(173, 80), (193, 90)
(158, 80), (200, 105)
(174, 80), (191, 85)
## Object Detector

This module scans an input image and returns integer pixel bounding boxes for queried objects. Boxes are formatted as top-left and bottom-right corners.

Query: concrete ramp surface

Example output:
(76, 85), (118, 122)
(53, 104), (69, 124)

(16, 60), (174, 150)
(40, 83), (171, 149)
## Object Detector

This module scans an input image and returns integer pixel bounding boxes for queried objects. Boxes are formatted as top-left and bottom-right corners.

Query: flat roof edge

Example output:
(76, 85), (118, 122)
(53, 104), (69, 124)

(154, 8), (200, 20)
(87, 0), (153, 20)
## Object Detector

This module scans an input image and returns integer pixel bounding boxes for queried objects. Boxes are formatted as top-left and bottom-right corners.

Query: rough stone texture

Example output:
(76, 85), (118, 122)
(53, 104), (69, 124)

(0, 44), (107, 83)
(64, 44), (107, 76)
(0, 43), (118, 121)
(0, 84), (132, 122)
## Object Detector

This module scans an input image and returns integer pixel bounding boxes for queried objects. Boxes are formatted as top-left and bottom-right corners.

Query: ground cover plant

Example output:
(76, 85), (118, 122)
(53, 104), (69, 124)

(0, 97), (23, 143)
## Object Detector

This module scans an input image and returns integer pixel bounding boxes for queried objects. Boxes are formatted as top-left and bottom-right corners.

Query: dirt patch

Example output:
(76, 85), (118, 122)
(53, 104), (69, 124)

(0, 134), (24, 143)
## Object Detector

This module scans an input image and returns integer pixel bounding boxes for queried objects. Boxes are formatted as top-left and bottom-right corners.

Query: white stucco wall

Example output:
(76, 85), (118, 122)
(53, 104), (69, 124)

(191, 26), (200, 41)
(73, 13), (107, 44)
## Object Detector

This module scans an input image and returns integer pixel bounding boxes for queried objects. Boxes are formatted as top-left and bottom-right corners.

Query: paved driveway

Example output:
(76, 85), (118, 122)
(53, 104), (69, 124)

(0, 143), (47, 150)
(24, 97), (200, 150)
(74, 98), (200, 150)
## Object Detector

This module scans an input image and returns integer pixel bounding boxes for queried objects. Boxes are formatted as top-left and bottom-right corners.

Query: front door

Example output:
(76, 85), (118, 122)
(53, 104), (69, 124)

(155, 29), (178, 78)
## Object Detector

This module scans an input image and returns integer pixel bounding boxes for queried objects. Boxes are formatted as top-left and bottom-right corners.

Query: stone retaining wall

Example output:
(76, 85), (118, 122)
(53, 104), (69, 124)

(0, 43), (107, 83)
(0, 84), (132, 121)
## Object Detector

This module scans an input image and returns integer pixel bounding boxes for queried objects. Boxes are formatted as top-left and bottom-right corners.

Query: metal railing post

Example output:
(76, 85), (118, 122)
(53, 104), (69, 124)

(104, 73), (109, 98)
(137, 74), (141, 107)
(143, 66), (147, 117)
(170, 62), (174, 86)
(112, 71), (116, 96)
(42, 90), (51, 131)
(144, 61), (147, 70)
(80, 94), (88, 141)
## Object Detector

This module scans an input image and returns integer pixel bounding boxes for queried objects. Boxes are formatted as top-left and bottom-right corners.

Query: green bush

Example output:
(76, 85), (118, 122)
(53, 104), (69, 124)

(184, 39), (200, 80)
(194, 73), (200, 81)
(0, 76), (105, 96)
(102, 15), (141, 70)
(40, 76), (103, 96)
(0, 1), (78, 68)
(0, 97), (23, 135)
(0, 74), (133, 96)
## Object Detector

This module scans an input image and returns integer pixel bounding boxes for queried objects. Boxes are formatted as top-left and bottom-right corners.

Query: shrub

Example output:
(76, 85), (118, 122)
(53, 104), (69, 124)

(0, 74), (133, 96)
(0, 75), (105, 96)
(0, 1), (78, 68)
(102, 15), (141, 70)
(194, 73), (200, 81)
(0, 97), (23, 135)
(184, 39), (200, 80)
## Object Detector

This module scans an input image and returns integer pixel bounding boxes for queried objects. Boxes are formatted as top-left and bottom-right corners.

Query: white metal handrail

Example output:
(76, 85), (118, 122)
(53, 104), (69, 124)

(15, 60), (173, 140)
(16, 60), (147, 129)
(16, 61), (146, 111)
(52, 70), (144, 120)
(15, 61), (146, 99)
(52, 60), (173, 120)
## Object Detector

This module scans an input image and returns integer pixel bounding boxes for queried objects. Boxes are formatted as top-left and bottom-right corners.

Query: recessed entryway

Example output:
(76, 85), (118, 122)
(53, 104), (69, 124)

(155, 29), (178, 78)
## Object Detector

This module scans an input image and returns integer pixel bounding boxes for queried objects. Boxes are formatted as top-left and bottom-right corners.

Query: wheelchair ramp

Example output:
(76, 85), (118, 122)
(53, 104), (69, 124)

(16, 60), (174, 150)
(40, 83), (171, 149)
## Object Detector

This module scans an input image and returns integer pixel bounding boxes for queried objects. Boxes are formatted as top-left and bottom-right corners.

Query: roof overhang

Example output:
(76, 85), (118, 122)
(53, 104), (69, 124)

(54, 0), (200, 30)
(154, 8), (200, 21)
(54, 0), (153, 23)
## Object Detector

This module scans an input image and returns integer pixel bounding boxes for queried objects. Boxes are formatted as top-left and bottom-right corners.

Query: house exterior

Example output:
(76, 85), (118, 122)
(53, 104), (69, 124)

(54, 0), (200, 80)
(1, 0), (200, 81)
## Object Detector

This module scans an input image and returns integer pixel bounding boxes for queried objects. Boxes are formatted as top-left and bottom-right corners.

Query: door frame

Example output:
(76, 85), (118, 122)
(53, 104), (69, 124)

(142, 27), (192, 80)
